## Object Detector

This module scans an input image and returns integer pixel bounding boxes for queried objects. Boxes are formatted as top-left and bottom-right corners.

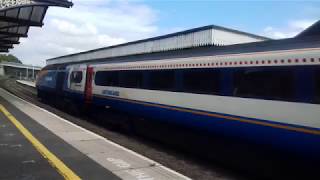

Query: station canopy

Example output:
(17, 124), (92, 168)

(0, 0), (73, 53)
(47, 25), (270, 65)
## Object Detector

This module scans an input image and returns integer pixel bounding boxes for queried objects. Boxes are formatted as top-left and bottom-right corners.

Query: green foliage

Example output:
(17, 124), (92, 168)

(0, 54), (22, 64)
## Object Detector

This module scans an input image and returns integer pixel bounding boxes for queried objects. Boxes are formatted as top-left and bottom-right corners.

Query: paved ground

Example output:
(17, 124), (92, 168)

(0, 95), (120, 180)
(0, 108), (62, 180)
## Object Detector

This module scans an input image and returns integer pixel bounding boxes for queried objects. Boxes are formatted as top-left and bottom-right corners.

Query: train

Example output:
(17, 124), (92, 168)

(36, 29), (320, 161)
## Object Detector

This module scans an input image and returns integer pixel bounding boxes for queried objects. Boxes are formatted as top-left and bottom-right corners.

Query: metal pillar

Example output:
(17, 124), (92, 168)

(32, 66), (34, 80)
(0, 65), (4, 76)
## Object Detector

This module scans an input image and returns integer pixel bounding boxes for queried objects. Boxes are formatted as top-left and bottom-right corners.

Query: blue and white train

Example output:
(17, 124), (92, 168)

(36, 34), (320, 160)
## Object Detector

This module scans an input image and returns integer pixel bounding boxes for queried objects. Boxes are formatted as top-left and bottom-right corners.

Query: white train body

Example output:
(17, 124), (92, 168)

(37, 35), (320, 159)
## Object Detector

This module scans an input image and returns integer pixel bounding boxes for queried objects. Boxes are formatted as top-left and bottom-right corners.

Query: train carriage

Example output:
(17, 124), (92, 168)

(36, 22), (320, 160)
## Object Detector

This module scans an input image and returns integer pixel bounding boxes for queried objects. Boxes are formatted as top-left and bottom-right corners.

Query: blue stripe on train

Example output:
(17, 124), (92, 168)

(91, 94), (320, 160)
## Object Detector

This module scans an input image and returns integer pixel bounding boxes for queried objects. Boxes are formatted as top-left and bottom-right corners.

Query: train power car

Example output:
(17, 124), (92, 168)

(36, 23), (320, 160)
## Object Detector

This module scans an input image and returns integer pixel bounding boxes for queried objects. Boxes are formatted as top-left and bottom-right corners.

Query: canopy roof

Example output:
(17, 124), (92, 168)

(47, 25), (270, 65)
(0, 61), (41, 69)
(0, 0), (73, 52)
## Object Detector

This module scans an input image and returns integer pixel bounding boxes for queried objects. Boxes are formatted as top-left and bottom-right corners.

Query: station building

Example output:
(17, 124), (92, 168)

(0, 61), (41, 80)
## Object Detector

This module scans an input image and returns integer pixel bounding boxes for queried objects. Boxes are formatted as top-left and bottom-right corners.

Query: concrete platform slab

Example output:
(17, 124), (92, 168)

(16, 80), (36, 87)
(59, 131), (100, 141)
(0, 111), (62, 180)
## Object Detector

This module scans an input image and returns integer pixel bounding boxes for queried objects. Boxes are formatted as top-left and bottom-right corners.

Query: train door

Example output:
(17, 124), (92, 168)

(85, 66), (94, 104)
(56, 71), (66, 96)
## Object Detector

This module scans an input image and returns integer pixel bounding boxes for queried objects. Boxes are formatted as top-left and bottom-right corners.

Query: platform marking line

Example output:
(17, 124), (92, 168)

(0, 104), (81, 180)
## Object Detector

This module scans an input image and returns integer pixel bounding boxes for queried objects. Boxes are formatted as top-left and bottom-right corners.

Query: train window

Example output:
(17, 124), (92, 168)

(149, 70), (175, 91)
(70, 71), (82, 83)
(182, 69), (220, 94)
(233, 68), (294, 101)
(44, 71), (56, 82)
(315, 69), (320, 104)
(95, 71), (119, 86)
(119, 71), (143, 88)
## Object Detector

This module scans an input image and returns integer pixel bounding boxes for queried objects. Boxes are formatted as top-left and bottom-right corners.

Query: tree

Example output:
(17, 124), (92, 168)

(0, 54), (22, 64)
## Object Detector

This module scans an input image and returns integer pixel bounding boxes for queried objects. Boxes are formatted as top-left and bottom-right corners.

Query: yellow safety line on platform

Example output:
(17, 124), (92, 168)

(0, 104), (81, 180)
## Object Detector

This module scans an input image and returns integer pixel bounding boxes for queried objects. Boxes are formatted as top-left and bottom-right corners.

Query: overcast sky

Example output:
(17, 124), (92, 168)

(10, 0), (320, 67)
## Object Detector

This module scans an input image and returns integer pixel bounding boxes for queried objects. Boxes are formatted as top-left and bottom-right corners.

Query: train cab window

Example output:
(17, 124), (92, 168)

(44, 71), (55, 82)
(70, 71), (82, 83)
(233, 68), (294, 101)
(149, 70), (175, 91)
(315, 69), (320, 104)
(95, 71), (119, 86)
(119, 71), (143, 88)
(182, 69), (220, 95)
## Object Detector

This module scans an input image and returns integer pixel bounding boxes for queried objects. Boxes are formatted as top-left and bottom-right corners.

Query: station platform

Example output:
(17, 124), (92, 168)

(0, 88), (189, 180)
(16, 80), (36, 88)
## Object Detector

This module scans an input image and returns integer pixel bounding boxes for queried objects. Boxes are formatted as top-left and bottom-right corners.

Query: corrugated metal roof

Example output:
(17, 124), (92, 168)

(47, 25), (271, 65)
(44, 35), (320, 70)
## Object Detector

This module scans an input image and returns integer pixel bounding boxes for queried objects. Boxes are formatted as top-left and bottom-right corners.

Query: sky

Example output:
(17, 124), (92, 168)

(10, 0), (320, 67)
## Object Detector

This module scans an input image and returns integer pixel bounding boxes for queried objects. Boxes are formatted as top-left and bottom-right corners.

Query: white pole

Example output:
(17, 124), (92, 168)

(26, 68), (28, 80)
(32, 66), (34, 80)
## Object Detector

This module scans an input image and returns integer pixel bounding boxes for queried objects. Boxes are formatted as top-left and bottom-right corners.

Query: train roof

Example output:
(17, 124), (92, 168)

(46, 24), (270, 65)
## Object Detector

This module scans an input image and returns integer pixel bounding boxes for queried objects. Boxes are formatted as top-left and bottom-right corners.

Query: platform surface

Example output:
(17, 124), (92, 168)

(0, 91), (120, 180)
(16, 80), (36, 87)
(0, 106), (63, 179)
(0, 88), (190, 180)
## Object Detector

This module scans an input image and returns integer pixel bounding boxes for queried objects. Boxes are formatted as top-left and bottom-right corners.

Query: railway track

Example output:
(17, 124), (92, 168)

(1, 78), (317, 180)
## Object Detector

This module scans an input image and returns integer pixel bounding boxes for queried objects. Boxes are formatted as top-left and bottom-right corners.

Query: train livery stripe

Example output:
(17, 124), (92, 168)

(93, 94), (320, 136)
